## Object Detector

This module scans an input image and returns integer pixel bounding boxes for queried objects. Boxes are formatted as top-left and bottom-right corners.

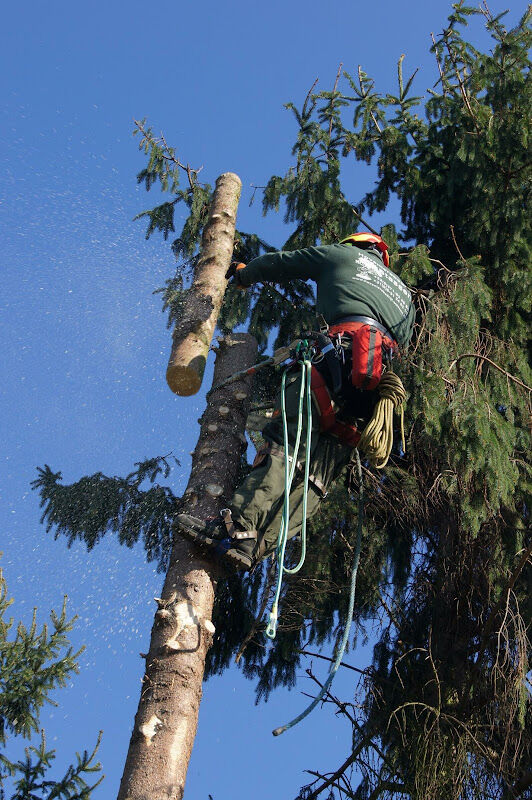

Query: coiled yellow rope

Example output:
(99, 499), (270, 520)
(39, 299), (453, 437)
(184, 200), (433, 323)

(357, 372), (406, 469)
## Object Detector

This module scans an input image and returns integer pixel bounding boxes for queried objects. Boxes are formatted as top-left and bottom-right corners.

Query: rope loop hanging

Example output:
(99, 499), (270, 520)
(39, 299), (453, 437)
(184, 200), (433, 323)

(272, 448), (365, 736)
(357, 371), (406, 469)
(266, 342), (313, 640)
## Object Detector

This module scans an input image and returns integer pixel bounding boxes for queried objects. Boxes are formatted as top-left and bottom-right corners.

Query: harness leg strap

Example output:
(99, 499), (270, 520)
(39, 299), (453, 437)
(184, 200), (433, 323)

(220, 508), (258, 541)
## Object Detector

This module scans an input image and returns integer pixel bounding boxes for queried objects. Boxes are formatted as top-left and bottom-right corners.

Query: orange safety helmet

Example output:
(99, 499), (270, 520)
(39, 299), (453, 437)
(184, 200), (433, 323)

(340, 232), (390, 268)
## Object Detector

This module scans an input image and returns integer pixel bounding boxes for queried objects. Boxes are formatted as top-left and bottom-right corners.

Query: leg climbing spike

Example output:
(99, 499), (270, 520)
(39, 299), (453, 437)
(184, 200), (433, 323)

(176, 511), (257, 571)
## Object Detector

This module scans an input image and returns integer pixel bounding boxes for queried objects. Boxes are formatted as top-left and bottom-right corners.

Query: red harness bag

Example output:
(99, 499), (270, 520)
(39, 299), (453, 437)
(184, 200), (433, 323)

(308, 319), (398, 448)
(310, 367), (361, 448)
(328, 321), (397, 391)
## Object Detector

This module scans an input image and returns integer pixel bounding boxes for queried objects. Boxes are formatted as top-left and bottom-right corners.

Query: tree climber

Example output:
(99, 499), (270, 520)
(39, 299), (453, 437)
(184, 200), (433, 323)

(176, 233), (415, 571)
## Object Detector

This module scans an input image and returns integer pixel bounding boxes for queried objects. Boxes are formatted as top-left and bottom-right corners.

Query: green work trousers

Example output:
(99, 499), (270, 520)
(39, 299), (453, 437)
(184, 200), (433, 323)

(230, 369), (353, 561)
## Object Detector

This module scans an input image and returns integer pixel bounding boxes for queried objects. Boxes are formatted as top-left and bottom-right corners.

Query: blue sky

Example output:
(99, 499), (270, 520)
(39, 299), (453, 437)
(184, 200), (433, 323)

(0, 1), (518, 797)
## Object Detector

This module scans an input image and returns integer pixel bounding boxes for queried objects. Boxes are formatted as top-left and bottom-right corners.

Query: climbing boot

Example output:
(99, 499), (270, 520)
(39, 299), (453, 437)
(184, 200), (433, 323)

(176, 509), (257, 571)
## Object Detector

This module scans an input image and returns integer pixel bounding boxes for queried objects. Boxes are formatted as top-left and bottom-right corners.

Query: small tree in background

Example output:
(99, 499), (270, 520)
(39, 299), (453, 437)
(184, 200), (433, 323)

(0, 569), (102, 799)
(34, 3), (531, 798)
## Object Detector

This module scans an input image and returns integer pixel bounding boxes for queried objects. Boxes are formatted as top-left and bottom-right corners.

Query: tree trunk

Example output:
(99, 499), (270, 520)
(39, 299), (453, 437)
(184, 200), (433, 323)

(117, 332), (257, 800)
(166, 172), (242, 397)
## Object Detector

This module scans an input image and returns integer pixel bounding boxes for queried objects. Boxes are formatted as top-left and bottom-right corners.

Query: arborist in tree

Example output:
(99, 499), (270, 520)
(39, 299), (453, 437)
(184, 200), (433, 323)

(177, 233), (415, 571)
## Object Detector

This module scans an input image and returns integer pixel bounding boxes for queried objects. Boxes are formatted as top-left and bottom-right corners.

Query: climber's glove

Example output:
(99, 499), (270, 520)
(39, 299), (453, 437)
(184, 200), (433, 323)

(226, 261), (247, 289)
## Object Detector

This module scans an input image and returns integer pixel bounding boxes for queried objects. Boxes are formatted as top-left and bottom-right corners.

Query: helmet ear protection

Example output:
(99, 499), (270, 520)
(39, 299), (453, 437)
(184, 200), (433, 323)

(340, 232), (390, 268)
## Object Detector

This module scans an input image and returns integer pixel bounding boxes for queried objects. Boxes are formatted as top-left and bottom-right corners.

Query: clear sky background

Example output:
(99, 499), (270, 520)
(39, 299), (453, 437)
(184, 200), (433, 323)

(1, 1), (519, 798)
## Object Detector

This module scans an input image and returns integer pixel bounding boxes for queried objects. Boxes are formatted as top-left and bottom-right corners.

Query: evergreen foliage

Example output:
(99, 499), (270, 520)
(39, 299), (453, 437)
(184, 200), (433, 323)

(34, 4), (531, 798)
(32, 457), (178, 573)
(0, 570), (102, 799)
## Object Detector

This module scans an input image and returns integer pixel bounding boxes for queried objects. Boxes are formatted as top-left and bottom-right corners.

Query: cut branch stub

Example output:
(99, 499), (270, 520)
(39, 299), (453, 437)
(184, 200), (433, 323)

(166, 171), (242, 396)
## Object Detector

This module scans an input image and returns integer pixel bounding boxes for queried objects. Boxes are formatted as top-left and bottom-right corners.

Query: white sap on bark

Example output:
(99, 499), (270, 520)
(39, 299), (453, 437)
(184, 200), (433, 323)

(139, 715), (163, 746)
(164, 602), (202, 651)
(117, 333), (257, 800)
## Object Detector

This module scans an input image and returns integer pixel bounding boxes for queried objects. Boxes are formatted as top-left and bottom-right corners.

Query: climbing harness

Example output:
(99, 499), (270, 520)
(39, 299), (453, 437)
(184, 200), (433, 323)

(310, 368), (362, 448)
(272, 448), (365, 736)
(322, 318), (406, 468)
(327, 317), (397, 390)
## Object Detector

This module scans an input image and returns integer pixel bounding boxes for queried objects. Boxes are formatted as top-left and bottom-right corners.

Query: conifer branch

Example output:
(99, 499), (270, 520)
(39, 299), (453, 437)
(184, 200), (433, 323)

(302, 77), (319, 118)
(431, 32), (448, 96)
(133, 118), (203, 191)
(351, 206), (380, 236)
(159, 131), (202, 191)
(298, 649), (369, 676)
(234, 564), (275, 664)
(302, 670), (403, 799)
(367, 781), (409, 799)
(306, 669), (399, 774)
(449, 224), (466, 261)
(358, 66), (382, 134)
(479, 1), (495, 25)
(474, 539), (532, 665)
(442, 34), (481, 134)
(449, 354), (532, 393)
(302, 740), (364, 799)
(328, 62), (343, 141)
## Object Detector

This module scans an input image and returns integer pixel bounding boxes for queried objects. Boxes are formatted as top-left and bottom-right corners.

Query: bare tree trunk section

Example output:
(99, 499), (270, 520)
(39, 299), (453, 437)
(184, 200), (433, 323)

(166, 172), (242, 396)
(117, 333), (257, 800)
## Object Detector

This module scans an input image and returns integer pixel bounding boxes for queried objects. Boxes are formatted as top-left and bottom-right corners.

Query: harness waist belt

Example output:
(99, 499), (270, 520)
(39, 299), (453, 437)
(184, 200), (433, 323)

(330, 315), (394, 342)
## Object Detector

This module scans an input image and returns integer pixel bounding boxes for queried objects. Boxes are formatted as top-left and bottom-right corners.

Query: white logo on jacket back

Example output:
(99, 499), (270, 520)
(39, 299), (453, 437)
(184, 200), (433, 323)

(354, 253), (384, 281)
(351, 252), (411, 315)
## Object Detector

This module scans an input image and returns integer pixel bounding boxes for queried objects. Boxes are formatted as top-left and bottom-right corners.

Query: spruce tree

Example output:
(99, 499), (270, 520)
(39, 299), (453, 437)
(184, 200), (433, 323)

(33, 3), (531, 798)
(0, 569), (102, 799)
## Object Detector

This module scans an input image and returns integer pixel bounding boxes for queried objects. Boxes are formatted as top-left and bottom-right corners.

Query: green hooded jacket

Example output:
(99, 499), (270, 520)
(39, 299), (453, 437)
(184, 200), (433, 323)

(238, 243), (415, 348)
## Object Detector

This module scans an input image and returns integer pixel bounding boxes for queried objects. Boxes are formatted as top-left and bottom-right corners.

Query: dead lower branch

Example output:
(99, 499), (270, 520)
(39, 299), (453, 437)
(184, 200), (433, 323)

(298, 649), (370, 676)
(449, 353), (532, 394)
(475, 539), (532, 666)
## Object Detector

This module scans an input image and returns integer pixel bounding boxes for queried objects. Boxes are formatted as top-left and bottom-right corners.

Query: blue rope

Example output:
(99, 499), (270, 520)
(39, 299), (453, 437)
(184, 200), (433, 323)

(272, 449), (364, 736)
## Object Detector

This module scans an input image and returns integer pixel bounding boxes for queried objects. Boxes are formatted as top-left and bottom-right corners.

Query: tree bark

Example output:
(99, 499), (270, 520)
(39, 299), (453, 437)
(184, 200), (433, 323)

(117, 332), (257, 800)
(166, 172), (242, 396)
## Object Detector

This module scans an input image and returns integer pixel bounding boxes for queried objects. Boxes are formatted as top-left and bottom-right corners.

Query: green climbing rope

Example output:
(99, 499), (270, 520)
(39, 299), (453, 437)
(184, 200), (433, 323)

(266, 343), (313, 640)
(272, 449), (364, 736)
(262, 340), (365, 735)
